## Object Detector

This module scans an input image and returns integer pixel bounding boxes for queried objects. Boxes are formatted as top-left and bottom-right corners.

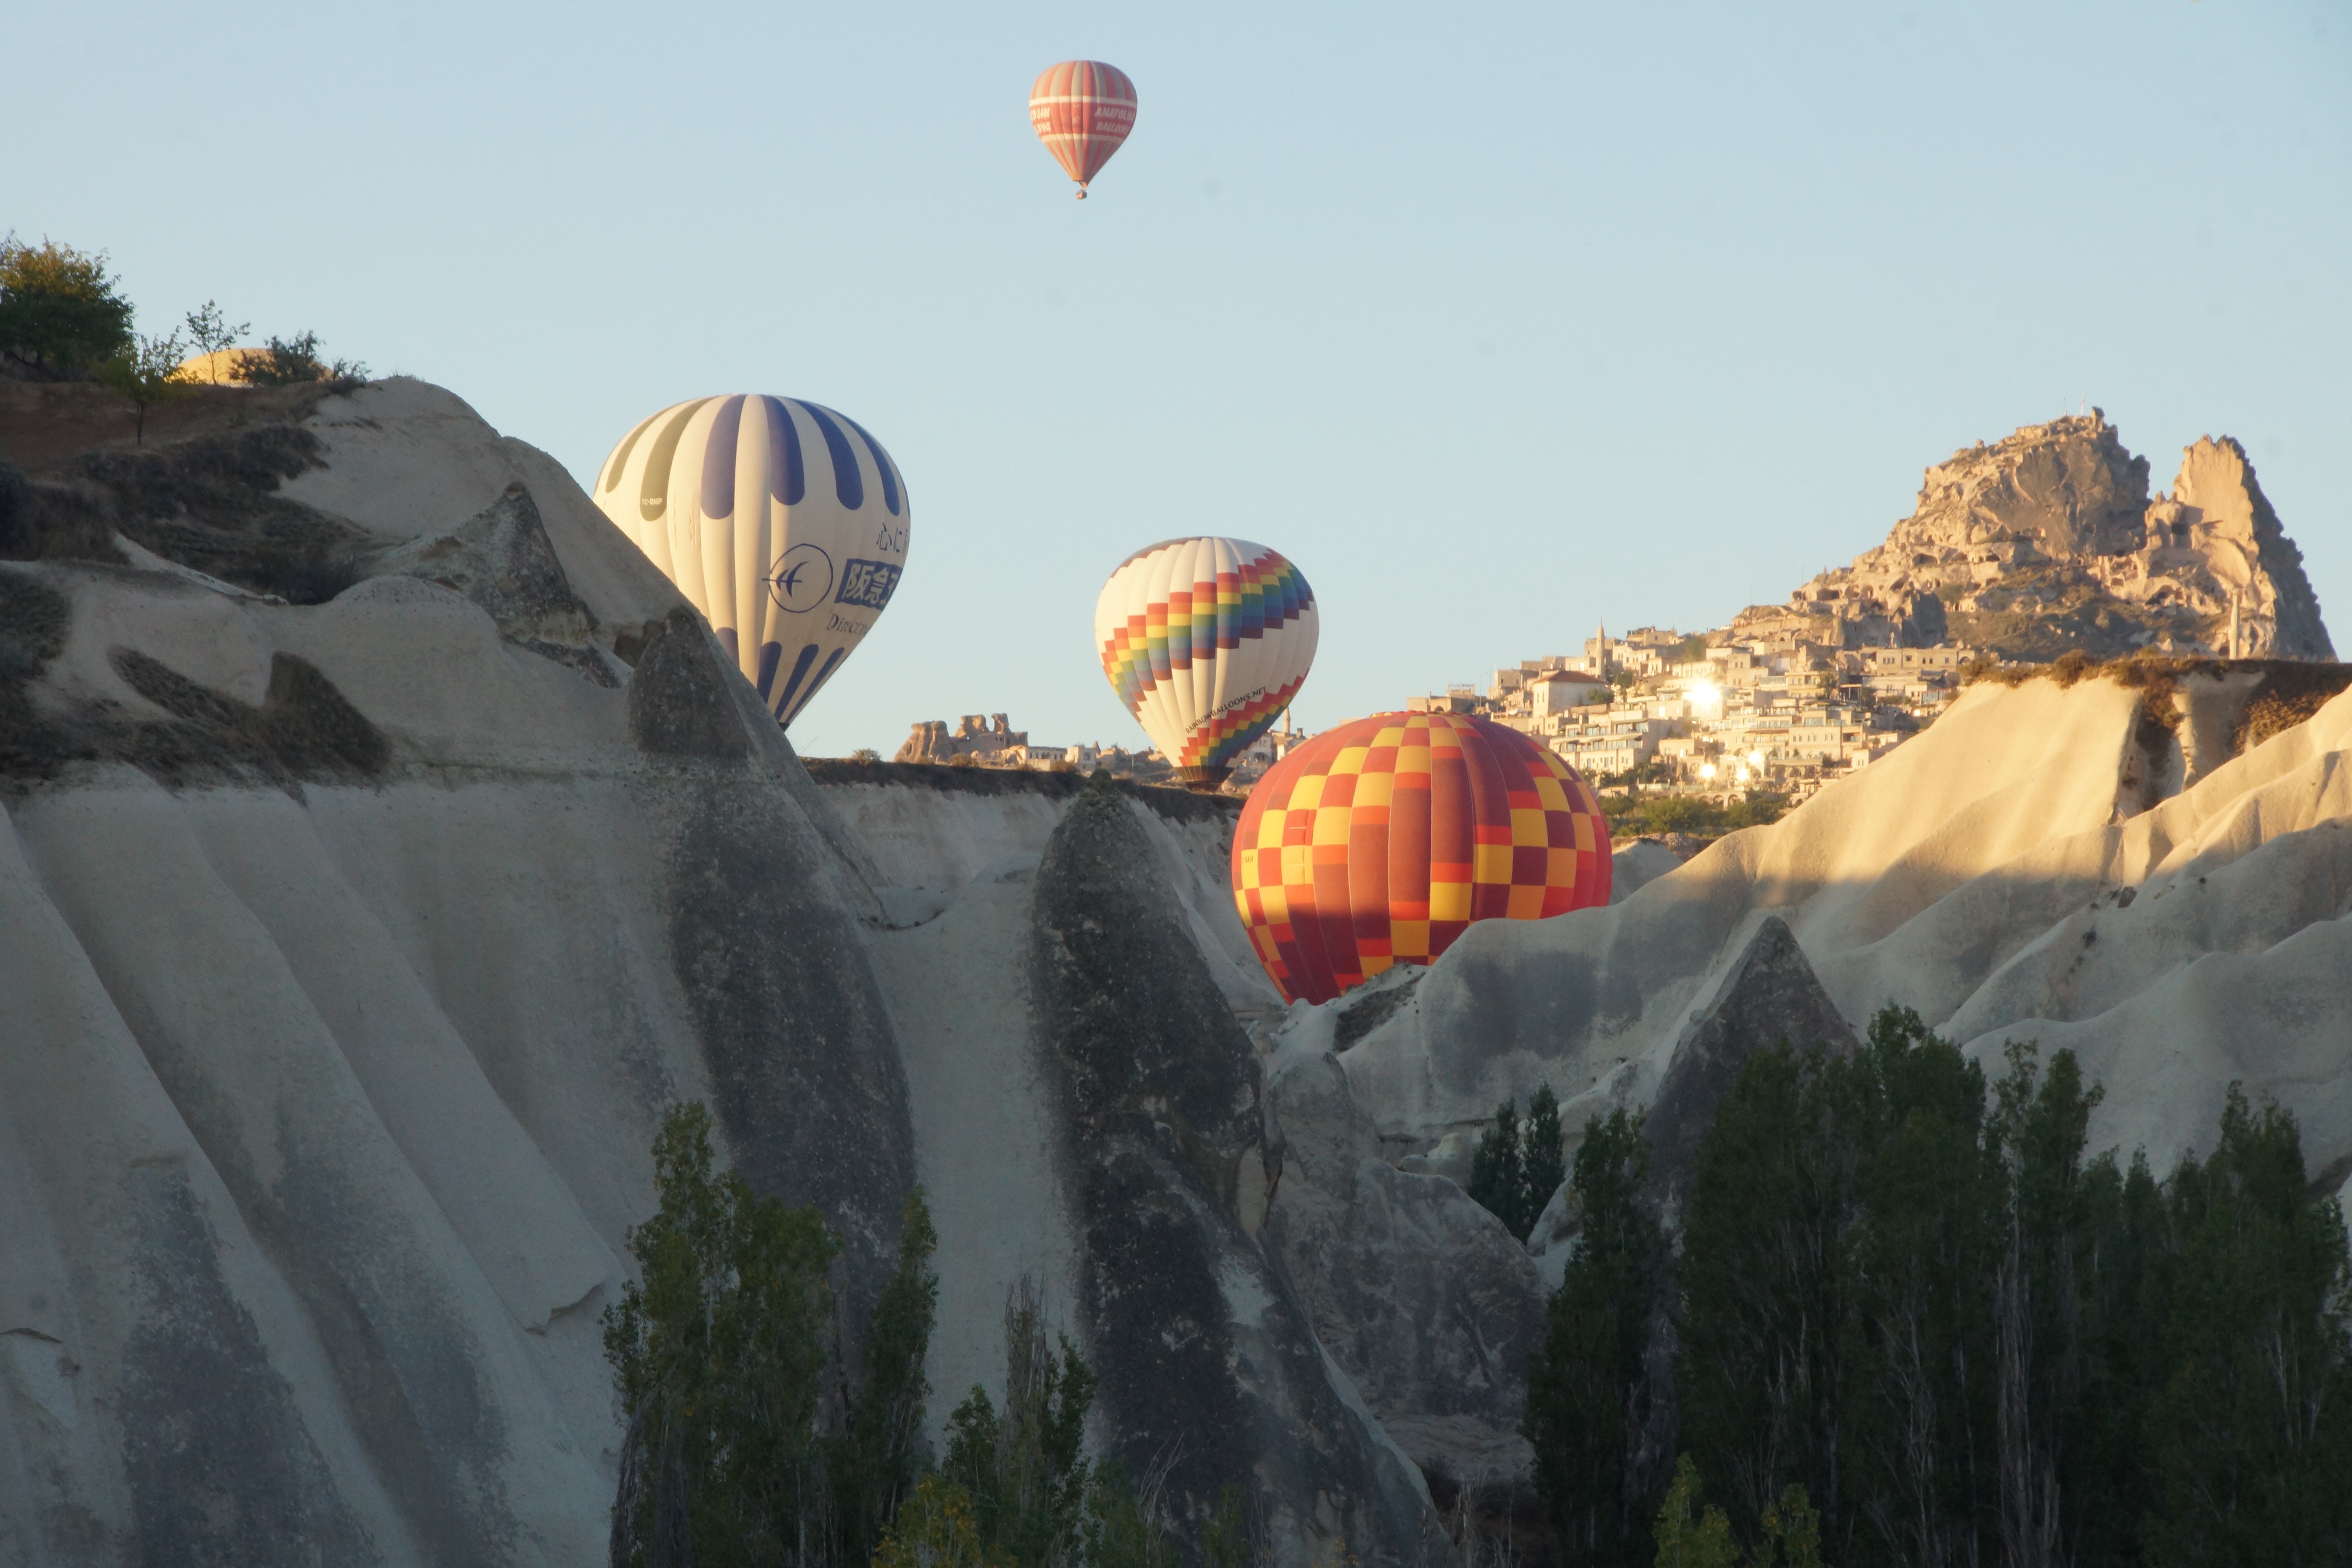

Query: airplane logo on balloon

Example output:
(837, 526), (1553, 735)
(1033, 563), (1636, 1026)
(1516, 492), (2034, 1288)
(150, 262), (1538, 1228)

(767, 542), (834, 613)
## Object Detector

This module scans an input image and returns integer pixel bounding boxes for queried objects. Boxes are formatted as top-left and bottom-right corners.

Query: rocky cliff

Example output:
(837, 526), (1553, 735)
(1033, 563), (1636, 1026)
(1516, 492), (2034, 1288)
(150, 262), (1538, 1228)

(5, 381), (2351, 1566)
(1737, 413), (2334, 662)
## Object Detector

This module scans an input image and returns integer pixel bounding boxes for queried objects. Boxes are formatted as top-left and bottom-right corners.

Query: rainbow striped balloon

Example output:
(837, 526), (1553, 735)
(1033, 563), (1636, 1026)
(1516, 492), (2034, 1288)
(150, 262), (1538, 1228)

(1029, 60), (1136, 197)
(1232, 711), (1613, 1005)
(593, 396), (908, 727)
(1095, 537), (1317, 789)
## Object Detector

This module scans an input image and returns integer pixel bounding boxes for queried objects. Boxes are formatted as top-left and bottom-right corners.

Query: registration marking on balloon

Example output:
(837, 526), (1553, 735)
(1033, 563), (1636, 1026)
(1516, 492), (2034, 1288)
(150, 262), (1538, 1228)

(1231, 712), (1613, 1005)
(1029, 59), (1137, 197)
(592, 394), (908, 727)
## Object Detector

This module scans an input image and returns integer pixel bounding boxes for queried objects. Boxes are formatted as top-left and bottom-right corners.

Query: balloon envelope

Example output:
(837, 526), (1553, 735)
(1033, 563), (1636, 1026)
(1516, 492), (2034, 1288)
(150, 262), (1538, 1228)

(1095, 536), (1317, 788)
(1029, 60), (1136, 193)
(593, 395), (908, 726)
(1232, 711), (1613, 1005)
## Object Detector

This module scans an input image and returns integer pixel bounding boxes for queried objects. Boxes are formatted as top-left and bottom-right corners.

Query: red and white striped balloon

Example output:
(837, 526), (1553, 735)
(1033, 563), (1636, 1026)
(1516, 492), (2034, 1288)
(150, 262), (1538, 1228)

(1029, 60), (1136, 198)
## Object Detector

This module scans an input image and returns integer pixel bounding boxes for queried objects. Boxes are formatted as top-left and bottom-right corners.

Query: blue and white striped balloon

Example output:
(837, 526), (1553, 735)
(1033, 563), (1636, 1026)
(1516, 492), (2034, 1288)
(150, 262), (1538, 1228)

(593, 395), (909, 726)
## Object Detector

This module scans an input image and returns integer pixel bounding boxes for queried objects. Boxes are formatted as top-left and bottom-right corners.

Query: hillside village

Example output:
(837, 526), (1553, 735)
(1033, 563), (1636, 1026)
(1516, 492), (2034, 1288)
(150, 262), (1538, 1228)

(897, 412), (2333, 811)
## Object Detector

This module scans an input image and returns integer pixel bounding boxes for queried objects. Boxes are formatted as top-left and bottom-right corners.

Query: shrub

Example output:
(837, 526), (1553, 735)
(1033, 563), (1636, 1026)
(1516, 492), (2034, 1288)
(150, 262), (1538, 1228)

(234, 330), (368, 387)
(0, 236), (134, 378)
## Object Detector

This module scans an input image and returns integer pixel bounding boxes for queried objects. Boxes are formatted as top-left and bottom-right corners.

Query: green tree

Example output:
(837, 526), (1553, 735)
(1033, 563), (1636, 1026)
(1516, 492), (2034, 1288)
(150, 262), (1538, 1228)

(1467, 1085), (1566, 1241)
(95, 328), (192, 443)
(837, 1189), (942, 1564)
(181, 299), (250, 381)
(2143, 1088), (2352, 1567)
(603, 1104), (943, 1568)
(604, 1103), (838, 1566)
(943, 1279), (1100, 1568)
(1468, 1097), (1524, 1235)
(1524, 1107), (1662, 1566)
(0, 236), (134, 378)
(1652, 1457), (1739, 1568)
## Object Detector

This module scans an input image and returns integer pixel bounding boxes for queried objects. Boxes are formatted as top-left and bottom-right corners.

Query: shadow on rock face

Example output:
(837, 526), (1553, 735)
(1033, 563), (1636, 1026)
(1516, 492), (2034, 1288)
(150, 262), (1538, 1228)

(630, 607), (918, 1315)
(1027, 773), (1439, 1566)
(626, 608), (747, 761)
(0, 572), (388, 788)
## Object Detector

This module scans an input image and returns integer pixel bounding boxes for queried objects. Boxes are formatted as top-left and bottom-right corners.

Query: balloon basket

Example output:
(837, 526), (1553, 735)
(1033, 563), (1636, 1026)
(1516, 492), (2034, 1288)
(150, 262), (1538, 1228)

(1074, 187), (1088, 200)
(1175, 765), (1233, 794)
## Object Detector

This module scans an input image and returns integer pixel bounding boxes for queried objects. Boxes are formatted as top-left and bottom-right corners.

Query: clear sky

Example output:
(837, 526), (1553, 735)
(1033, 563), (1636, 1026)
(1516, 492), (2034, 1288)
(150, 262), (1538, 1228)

(13, 1), (2350, 758)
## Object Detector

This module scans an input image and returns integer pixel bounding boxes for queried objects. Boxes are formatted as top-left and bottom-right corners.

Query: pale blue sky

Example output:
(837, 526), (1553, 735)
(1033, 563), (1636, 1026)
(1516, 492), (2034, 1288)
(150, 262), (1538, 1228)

(13, 1), (2349, 757)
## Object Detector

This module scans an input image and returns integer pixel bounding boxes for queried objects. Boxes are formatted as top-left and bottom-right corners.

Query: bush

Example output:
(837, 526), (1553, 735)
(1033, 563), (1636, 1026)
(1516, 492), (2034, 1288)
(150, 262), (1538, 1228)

(0, 236), (134, 379)
(234, 330), (368, 387)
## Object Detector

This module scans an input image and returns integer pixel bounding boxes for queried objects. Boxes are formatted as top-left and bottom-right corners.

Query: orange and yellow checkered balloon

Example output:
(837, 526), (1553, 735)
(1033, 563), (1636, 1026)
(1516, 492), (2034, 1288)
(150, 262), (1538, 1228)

(1231, 711), (1613, 1005)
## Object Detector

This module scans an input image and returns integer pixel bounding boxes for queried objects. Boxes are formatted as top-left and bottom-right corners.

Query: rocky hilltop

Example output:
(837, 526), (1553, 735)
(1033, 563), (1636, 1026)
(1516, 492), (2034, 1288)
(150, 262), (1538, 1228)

(3, 382), (2350, 1566)
(1734, 413), (2334, 662)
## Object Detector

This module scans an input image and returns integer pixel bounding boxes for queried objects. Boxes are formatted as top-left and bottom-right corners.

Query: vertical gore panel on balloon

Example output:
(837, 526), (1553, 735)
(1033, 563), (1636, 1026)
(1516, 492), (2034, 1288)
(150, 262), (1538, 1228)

(838, 412), (902, 516)
(760, 396), (806, 506)
(699, 396), (746, 520)
(785, 649), (846, 725)
(602, 408), (662, 494)
(756, 641), (783, 700)
(798, 403), (865, 510)
(640, 399), (710, 523)
(775, 642), (821, 716)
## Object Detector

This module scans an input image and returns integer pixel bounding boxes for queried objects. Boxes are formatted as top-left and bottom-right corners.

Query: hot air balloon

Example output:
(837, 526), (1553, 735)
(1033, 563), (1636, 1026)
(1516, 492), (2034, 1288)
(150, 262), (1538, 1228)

(1231, 711), (1613, 1005)
(1029, 60), (1136, 198)
(1096, 537), (1317, 791)
(593, 395), (908, 726)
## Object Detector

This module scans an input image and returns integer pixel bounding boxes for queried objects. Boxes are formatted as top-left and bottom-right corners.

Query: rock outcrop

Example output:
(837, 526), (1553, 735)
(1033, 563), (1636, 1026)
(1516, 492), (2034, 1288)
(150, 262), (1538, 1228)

(1736, 413), (2333, 662)
(1260, 1035), (1547, 1493)
(7, 375), (2352, 1566)
(1028, 779), (1439, 1563)
(1342, 667), (2352, 1208)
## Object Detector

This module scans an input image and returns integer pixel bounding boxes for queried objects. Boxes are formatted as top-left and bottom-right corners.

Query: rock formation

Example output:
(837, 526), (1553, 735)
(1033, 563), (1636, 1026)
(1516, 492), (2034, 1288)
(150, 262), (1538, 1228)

(6, 377), (2352, 1566)
(1735, 413), (2333, 662)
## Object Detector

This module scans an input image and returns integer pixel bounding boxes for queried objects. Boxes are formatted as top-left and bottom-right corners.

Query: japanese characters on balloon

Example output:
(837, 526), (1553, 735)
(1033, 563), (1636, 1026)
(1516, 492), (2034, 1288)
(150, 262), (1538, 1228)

(593, 396), (909, 727)
(1095, 537), (1318, 792)
(1231, 712), (1614, 1005)
(1029, 60), (1136, 198)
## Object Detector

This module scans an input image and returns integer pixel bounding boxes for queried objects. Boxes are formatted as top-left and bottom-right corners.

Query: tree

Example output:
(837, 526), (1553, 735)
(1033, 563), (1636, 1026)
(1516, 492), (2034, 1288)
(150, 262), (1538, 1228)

(603, 1103), (943, 1568)
(1467, 1084), (1566, 1241)
(181, 300), (250, 382)
(836, 1188), (942, 1564)
(944, 1279), (1099, 1568)
(95, 329), (192, 443)
(1649, 1457), (1822, 1568)
(1524, 1107), (1663, 1566)
(2142, 1088), (2352, 1567)
(604, 1103), (838, 1566)
(0, 236), (134, 378)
